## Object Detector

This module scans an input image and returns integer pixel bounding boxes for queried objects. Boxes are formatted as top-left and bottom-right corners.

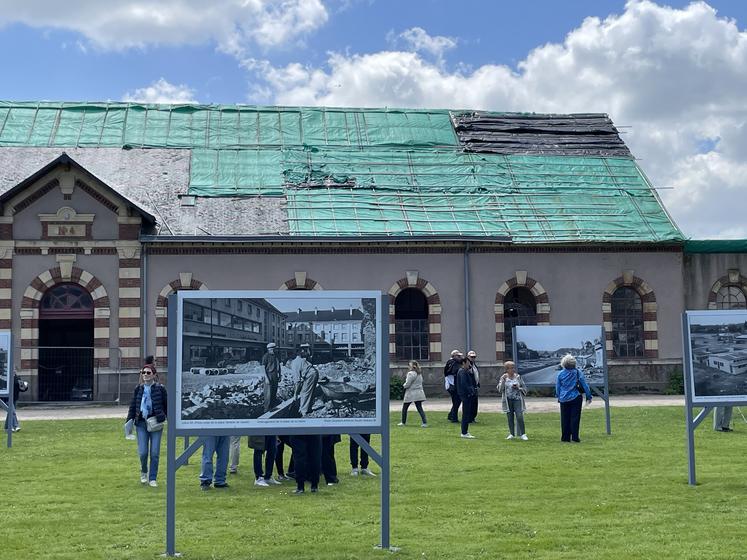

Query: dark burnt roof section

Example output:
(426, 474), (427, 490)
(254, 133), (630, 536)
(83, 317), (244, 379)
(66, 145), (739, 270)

(452, 112), (632, 158)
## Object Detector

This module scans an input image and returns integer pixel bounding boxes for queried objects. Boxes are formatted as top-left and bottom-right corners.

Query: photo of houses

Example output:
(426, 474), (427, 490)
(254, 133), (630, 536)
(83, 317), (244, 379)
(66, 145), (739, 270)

(514, 325), (606, 386)
(176, 292), (380, 429)
(687, 311), (747, 402)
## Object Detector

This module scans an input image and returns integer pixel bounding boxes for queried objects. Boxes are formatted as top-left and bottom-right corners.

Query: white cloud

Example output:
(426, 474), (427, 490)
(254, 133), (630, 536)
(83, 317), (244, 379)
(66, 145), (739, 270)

(248, 0), (747, 238)
(396, 27), (457, 61)
(0, 0), (328, 52)
(123, 78), (198, 104)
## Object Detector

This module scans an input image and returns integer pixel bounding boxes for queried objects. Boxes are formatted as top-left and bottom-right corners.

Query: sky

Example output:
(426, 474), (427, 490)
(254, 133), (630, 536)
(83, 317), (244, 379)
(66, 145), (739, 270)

(1, 0), (746, 239)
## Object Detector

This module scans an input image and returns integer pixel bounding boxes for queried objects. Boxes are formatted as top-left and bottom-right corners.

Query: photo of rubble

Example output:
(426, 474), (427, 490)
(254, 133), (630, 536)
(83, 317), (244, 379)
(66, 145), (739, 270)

(687, 310), (747, 403)
(176, 292), (380, 428)
(0, 331), (9, 396)
(514, 325), (606, 386)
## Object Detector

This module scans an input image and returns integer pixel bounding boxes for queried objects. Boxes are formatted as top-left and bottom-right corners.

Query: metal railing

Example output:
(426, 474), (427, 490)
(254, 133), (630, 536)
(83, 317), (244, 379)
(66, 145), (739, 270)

(15, 346), (124, 403)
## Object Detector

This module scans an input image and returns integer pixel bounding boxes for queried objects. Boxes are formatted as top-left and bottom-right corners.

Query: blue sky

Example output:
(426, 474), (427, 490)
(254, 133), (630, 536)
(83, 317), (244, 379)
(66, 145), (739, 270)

(1, 0), (746, 238)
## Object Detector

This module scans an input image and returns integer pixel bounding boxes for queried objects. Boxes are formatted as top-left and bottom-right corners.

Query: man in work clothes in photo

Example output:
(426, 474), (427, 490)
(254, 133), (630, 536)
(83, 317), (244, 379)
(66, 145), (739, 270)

(292, 344), (319, 417)
(261, 342), (281, 411)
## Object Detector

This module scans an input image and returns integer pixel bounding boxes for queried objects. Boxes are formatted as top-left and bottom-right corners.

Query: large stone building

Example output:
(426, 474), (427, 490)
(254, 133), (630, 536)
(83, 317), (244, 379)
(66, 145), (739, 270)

(0, 101), (741, 402)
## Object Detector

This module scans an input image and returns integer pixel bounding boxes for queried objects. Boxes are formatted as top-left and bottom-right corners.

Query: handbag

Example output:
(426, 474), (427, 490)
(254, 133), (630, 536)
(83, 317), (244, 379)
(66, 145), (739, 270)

(146, 415), (165, 432)
(575, 371), (586, 397)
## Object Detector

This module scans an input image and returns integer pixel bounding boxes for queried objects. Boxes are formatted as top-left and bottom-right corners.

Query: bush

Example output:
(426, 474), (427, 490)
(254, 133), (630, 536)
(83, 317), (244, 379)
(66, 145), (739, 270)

(390, 375), (405, 400)
(664, 368), (684, 395)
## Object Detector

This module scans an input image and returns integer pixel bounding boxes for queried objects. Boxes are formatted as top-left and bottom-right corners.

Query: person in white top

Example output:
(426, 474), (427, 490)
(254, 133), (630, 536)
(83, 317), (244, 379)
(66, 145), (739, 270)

(398, 360), (428, 427)
(498, 361), (529, 440)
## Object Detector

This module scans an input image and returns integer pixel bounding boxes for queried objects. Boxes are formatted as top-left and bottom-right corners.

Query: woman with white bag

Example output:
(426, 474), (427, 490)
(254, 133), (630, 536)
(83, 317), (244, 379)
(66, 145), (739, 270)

(126, 363), (167, 487)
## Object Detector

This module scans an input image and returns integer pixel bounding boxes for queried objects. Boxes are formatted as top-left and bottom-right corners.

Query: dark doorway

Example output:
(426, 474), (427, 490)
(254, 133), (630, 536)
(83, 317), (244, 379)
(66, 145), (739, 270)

(503, 287), (537, 360)
(38, 283), (94, 401)
(394, 288), (429, 361)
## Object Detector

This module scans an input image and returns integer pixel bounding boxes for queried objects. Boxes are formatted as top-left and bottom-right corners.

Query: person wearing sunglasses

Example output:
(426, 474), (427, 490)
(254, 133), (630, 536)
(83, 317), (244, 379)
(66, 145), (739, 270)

(126, 365), (167, 487)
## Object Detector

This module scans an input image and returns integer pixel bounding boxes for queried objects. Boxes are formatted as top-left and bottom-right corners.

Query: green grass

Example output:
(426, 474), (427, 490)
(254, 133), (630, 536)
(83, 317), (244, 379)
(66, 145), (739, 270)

(2, 407), (746, 559)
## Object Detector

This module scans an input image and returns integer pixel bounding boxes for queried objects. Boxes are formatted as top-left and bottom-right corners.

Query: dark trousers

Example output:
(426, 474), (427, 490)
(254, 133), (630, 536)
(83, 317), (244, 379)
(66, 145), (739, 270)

(470, 393), (479, 422)
(321, 435), (339, 483)
(350, 434), (370, 469)
(289, 434), (322, 490)
(275, 436), (289, 476)
(447, 387), (461, 422)
(560, 395), (583, 442)
(401, 401), (427, 425)
(253, 436), (277, 479)
(460, 395), (475, 435)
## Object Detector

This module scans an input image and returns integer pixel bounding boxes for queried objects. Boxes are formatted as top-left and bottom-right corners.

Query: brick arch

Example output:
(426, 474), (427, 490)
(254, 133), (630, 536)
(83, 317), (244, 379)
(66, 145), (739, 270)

(707, 270), (747, 309)
(494, 272), (550, 361)
(602, 272), (658, 359)
(278, 273), (323, 291)
(388, 275), (441, 363)
(154, 273), (209, 367)
(20, 266), (111, 371)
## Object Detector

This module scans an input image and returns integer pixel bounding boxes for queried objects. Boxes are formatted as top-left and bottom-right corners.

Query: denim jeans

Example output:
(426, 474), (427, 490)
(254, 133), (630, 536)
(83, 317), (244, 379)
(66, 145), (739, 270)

(135, 421), (163, 481)
(506, 398), (525, 436)
(201, 436), (230, 485)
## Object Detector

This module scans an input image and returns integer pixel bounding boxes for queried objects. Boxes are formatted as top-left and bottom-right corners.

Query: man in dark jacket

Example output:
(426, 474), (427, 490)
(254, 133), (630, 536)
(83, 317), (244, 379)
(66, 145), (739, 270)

(456, 358), (477, 439)
(444, 349), (462, 423)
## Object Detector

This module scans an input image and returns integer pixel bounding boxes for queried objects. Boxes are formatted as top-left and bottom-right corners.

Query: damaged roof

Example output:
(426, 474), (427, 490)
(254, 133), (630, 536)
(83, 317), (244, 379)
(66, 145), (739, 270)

(0, 101), (684, 243)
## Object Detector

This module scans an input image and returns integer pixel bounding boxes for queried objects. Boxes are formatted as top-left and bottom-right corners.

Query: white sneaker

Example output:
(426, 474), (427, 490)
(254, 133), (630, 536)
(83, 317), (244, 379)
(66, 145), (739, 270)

(506, 434), (514, 440)
(350, 468), (359, 476)
(229, 468), (238, 474)
(421, 423), (428, 428)
(397, 422), (405, 426)
(520, 434), (529, 441)
(140, 473), (148, 484)
(360, 468), (376, 477)
(149, 480), (158, 488)
(461, 433), (476, 439)
(266, 477), (282, 485)
(255, 478), (269, 487)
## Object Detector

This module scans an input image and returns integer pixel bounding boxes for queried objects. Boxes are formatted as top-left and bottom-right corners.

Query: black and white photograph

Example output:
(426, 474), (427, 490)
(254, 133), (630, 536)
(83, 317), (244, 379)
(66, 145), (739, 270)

(686, 310), (747, 403)
(514, 325), (606, 386)
(0, 331), (9, 396)
(175, 291), (381, 429)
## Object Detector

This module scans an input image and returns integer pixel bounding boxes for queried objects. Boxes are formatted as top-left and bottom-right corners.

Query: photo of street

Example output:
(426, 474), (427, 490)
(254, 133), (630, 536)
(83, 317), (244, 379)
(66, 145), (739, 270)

(514, 325), (606, 386)
(687, 311), (747, 401)
(176, 292), (380, 428)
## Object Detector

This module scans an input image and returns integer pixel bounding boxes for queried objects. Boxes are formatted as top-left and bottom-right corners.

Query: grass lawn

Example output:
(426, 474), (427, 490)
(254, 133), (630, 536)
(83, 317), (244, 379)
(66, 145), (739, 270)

(2, 406), (746, 559)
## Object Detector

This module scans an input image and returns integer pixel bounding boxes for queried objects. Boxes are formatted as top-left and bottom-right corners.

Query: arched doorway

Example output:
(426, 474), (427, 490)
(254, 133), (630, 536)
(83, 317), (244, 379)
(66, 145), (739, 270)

(394, 288), (429, 361)
(38, 283), (94, 401)
(504, 287), (537, 360)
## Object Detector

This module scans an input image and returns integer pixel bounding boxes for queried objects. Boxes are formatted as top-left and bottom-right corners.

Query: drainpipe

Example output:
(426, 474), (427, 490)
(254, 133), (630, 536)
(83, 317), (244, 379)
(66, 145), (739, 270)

(141, 244), (148, 362)
(464, 242), (472, 352)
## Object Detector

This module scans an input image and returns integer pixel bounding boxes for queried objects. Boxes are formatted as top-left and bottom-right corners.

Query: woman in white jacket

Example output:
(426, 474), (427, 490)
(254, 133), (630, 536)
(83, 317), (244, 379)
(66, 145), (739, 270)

(398, 360), (428, 427)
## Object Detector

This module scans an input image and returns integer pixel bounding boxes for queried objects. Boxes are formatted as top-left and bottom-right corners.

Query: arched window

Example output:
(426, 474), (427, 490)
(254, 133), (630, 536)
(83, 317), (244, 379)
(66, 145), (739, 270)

(716, 286), (746, 310)
(40, 283), (94, 319)
(394, 288), (429, 361)
(503, 287), (537, 360)
(611, 287), (644, 357)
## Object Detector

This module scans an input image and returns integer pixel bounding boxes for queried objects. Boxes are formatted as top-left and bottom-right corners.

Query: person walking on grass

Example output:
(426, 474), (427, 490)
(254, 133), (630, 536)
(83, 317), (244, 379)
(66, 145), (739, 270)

(556, 354), (592, 443)
(498, 361), (528, 440)
(456, 357), (477, 439)
(398, 360), (427, 427)
(200, 436), (230, 490)
(465, 351), (480, 423)
(126, 364), (167, 487)
(444, 349), (462, 423)
(349, 434), (376, 476)
(250, 435), (280, 487)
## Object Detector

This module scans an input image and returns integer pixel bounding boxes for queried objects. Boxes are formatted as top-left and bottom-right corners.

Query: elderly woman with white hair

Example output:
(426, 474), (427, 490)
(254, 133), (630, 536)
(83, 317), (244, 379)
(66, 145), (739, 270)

(555, 354), (592, 443)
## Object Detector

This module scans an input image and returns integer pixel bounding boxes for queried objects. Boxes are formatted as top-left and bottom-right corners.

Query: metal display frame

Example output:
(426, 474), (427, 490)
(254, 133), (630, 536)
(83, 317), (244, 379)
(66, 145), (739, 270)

(682, 311), (747, 485)
(1, 333), (13, 448)
(164, 291), (392, 557)
(513, 325), (611, 435)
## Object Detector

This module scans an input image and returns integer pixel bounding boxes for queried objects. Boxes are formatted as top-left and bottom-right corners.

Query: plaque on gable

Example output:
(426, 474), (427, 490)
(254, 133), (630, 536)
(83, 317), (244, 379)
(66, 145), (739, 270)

(39, 207), (95, 240)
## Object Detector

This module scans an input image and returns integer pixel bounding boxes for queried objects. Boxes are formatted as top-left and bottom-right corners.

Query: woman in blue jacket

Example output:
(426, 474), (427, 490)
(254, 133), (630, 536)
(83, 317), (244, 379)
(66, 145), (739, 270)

(555, 354), (592, 443)
(126, 364), (167, 486)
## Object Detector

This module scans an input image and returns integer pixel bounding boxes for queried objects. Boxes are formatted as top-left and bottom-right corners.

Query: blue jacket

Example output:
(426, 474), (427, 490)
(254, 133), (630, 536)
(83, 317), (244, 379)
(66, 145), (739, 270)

(127, 383), (168, 423)
(555, 368), (592, 403)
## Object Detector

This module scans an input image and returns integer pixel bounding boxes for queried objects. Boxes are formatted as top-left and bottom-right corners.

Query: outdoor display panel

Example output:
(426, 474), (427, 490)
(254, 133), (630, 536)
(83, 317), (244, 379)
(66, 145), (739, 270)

(513, 325), (607, 386)
(683, 310), (747, 405)
(173, 290), (382, 432)
(0, 331), (10, 396)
